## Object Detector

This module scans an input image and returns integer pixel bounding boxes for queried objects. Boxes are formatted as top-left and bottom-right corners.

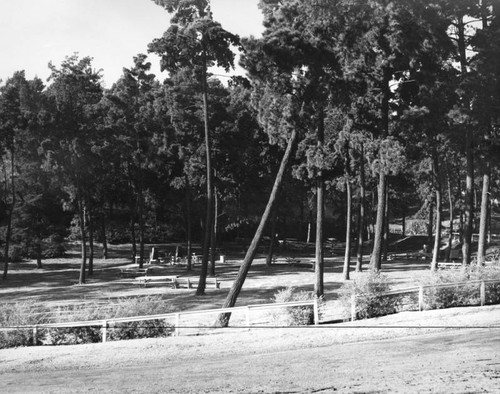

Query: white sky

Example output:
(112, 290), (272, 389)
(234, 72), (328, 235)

(0, 0), (263, 88)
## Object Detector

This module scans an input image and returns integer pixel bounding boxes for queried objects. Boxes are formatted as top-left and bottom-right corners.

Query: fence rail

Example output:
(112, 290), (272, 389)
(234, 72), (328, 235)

(5, 278), (500, 346)
(10, 299), (319, 344)
(350, 279), (500, 321)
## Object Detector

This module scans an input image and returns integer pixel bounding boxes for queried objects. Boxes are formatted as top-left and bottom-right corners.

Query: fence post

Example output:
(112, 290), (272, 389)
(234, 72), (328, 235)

(418, 286), (424, 311)
(350, 294), (356, 321)
(175, 313), (180, 336)
(313, 298), (319, 325)
(480, 281), (486, 306)
(32, 325), (38, 346)
(101, 320), (107, 343)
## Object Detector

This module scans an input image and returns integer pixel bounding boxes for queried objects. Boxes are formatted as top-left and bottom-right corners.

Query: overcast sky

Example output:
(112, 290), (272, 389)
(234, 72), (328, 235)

(0, 0), (263, 87)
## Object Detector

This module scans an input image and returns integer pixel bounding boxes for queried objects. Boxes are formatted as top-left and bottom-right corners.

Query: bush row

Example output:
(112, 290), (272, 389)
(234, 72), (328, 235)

(339, 265), (500, 320)
(0, 295), (173, 348)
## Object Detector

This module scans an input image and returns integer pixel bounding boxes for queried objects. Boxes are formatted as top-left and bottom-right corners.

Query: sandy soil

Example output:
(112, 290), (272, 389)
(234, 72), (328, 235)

(1, 305), (499, 393)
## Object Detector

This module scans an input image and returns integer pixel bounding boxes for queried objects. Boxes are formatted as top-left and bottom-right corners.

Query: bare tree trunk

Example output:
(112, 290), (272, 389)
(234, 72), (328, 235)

(431, 189), (442, 271)
(343, 178), (352, 280)
(35, 235), (43, 269)
(209, 187), (218, 277)
(315, 106), (325, 298)
(370, 173), (386, 271)
(2, 153), (15, 280)
(382, 181), (389, 262)
(216, 129), (297, 327)
(138, 188), (145, 270)
(88, 210), (94, 276)
(370, 68), (390, 272)
(185, 176), (193, 271)
(457, 16), (474, 266)
(78, 200), (87, 285)
(101, 213), (108, 260)
(197, 49), (214, 296)
(477, 169), (490, 265)
(266, 205), (278, 267)
(131, 218), (137, 262)
(356, 146), (366, 272)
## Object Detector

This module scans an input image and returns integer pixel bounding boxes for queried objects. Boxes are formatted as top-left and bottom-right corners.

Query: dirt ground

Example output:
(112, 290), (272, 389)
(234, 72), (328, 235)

(1, 241), (500, 392)
(1, 305), (499, 393)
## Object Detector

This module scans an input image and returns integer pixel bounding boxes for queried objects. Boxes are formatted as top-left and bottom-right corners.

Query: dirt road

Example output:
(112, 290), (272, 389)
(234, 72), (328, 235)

(2, 306), (500, 393)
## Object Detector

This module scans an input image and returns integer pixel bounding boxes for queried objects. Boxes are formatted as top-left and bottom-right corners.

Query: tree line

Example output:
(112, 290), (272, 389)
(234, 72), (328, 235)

(1, 0), (499, 310)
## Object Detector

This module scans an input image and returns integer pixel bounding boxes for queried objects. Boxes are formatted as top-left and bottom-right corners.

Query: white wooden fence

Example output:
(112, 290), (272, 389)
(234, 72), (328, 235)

(27, 299), (320, 344)
(8, 278), (500, 346)
(350, 279), (500, 321)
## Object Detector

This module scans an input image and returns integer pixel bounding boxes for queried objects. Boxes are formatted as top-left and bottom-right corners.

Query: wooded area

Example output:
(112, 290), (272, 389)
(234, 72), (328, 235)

(1, 0), (499, 314)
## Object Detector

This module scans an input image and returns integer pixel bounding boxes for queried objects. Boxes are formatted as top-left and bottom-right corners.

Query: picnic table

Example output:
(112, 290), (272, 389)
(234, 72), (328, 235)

(120, 267), (152, 278)
(134, 275), (180, 288)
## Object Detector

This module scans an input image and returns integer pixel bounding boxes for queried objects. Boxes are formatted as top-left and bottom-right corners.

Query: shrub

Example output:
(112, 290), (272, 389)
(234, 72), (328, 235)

(0, 301), (45, 348)
(2, 296), (174, 348)
(420, 265), (500, 310)
(269, 287), (316, 326)
(338, 272), (399, 320)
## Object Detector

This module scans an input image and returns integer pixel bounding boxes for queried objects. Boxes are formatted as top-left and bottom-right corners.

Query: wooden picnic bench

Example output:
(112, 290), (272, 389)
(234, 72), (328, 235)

(133, 275), (221, 289)
(173, 277), (221, 289)
(438, 262), (462, 269)
(120, 267), (152, 278)
(134, 275), (180, 288)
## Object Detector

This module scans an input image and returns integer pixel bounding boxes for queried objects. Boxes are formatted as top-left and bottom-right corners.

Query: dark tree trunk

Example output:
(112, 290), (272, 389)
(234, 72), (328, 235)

(343, 178), (352, 280)
(88, 211), (94, 276)
(2, 153), (15, 280)
(35, 235), (43, 269)
(197, 49), (214, 296)
(216, 129), (297, 327)
(78, 201), (87, 285)
(101, 214), (108, 260)
(266, 205), (279, 267)
(138, 188), (145, 270)
(477, 169), (490, 265)
(356, 145), (366, 272)
(185, 176), (193, 271)
(131, 218), (137, 262)
(209, 187), (218, 277)
(382, 181), (389, 262)
(370, 173), (386, 271)
(315, 106), (325, 298)
(370, 68), (390, 272)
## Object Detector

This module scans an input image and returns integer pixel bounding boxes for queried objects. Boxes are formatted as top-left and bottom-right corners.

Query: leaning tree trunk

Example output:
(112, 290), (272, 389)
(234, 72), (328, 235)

(477, 168), (490, 265)
(197, 50), (214, 296)
(216, 129), (297, 327)
(343, 177), (352, 280)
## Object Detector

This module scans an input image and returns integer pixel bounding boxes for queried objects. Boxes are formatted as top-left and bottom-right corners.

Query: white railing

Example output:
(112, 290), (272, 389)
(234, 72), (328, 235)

(23, 299), (320, 344)
(350, 279), (500, 321)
